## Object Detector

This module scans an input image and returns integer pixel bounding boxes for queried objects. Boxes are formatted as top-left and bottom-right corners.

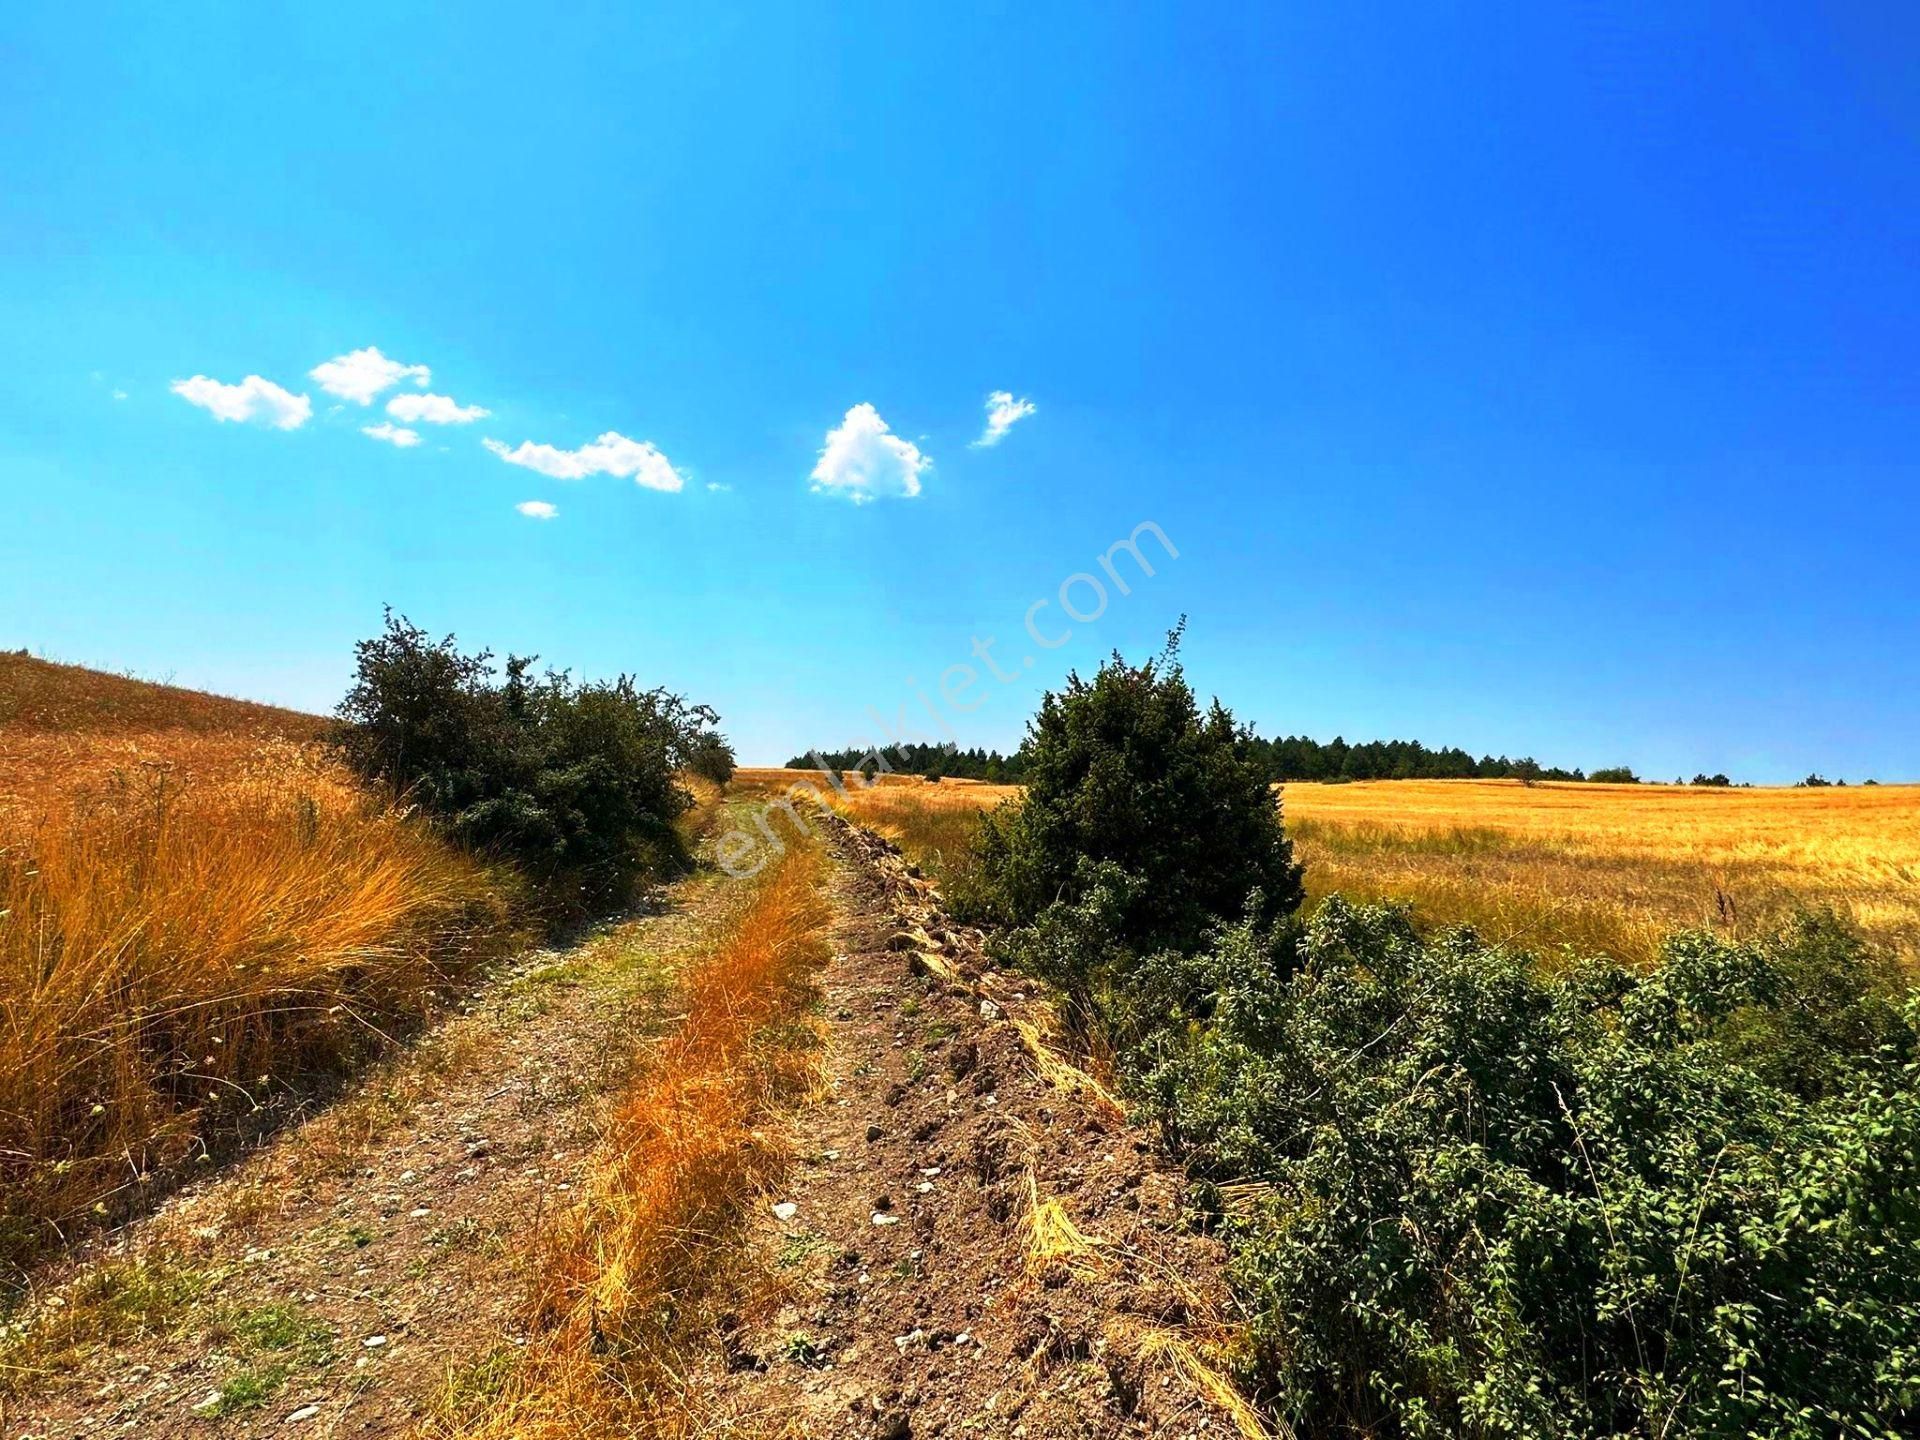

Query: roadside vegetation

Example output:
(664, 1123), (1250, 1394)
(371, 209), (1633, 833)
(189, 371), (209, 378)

(0, 624), (733, 1286)
(448, 807), (828, 1439)
(856, 636), (1920, 1438)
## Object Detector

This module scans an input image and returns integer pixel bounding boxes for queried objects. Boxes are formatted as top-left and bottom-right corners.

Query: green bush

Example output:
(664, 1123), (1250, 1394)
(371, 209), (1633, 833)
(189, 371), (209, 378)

(334, 613), (730, 904)
(970, 639), (1303, 1030)
(1140, 904), (1920, 1438)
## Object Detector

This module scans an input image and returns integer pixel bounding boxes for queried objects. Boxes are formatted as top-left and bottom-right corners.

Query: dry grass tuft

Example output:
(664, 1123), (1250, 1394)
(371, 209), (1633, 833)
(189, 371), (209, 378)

(443, 836), (829, 1440)
(0, 662), (512, 1279)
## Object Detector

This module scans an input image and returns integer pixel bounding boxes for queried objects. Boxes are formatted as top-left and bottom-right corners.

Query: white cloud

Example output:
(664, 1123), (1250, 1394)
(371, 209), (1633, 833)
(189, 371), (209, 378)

(809, 403), (928, 503)
(482, 431), (685, 491)
(309, 346), (431, 405)
(516, 500), (558, 520)
(973, 390), (1036, 447)
(111, 389), (128, 401)
(387, 392), (489, 425)
(362, 421), (422, 448)
(170, 374), (312, 430)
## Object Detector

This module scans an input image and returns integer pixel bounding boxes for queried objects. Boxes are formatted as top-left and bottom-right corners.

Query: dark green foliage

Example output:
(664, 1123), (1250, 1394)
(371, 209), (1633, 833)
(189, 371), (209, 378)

(787, 740), (1025, 783)
(1691, 772), (1733, 786)
(685, 730), (737, 786)
(972, 641), (1303, 1037)
(1588, 765), (1640, 784)
(1245, 733), (1588, 783)
(334, 612), (730, 904)
(1138, 904), (1920, 1438)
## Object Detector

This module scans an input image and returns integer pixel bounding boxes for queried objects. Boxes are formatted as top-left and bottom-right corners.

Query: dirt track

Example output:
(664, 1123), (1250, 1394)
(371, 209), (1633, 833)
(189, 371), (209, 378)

(6, 805), (1250, 1439)
(696, 812), (1246, 1438)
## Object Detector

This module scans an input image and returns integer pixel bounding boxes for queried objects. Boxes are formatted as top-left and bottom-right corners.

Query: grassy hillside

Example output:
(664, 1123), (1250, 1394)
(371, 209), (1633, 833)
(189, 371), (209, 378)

(0, 655), (509, 1280)
(0, 650), (325, 737)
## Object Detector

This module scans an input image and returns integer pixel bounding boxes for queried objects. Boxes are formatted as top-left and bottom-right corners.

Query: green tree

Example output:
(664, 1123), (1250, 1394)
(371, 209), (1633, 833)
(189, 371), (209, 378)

(970, 632), (1303, 1036)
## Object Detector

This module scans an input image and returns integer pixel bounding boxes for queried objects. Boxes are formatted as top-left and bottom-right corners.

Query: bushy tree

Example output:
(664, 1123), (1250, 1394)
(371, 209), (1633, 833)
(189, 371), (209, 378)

(1589, 765), (1640, 784)
(334, 613), (730, 903)
(1142, 904), (1920, 1438)
(970, 634), (1303, 1035)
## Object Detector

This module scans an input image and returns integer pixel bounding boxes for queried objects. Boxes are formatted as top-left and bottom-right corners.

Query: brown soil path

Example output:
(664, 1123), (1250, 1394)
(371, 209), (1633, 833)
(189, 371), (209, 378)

(2, 866), (750, 1439)
(699, 814), (1252, 1439)
(7, 804), (1258, 1440)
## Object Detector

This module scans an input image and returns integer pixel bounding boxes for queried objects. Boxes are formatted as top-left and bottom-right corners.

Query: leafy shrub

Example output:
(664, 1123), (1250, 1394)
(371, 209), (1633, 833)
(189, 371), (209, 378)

(971, 637), (1302, 989)
(334, 613), (730, 904)
(684, 730), (737, 787)
(1588, 765), (1640, 784)
(1140, 903), (1920, 1438)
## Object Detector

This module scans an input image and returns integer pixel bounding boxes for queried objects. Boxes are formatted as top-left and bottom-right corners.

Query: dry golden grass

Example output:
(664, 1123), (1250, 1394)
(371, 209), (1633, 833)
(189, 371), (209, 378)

(1284, 778), (1920, 966)
(444, 829), (829, 1440)
(0, 650), (325, 739)
(734, 768), (1018, 895)
(0, 659), (511, 1277)
(741, 765), (1920, 969)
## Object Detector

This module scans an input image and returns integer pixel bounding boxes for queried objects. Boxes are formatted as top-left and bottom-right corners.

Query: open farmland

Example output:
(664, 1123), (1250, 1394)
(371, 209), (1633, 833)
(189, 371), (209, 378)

(741, 767), (1920, 968)
(1286, 777), (1920, 966)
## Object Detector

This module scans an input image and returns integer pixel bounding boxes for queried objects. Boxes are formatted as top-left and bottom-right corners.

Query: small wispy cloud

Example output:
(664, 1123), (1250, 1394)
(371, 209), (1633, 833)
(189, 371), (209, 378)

(387, 392), (489, 425)
(111, 389), (128, 401)
(362, 421), (422, 448)
(483, 431), (685, 491)
(516, 500), (558, 520)
(310, 346), (431, 405)
(810, 403), (928, 503)
(972, 390), (1036, 448)
(170, 374), (312, 430)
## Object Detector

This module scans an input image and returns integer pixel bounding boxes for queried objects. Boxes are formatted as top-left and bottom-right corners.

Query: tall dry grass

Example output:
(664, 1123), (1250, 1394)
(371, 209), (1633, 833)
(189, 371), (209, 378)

(445, 832), (828, 1440)
(1, 665), (512, 1279)
(1285, 779), (1920, 966)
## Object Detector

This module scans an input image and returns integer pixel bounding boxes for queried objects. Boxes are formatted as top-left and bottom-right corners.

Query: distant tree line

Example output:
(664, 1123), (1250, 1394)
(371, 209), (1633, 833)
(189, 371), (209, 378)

(1242, 734), (1592, 783)
(793, 731), (1896, 789)
(787, 741), (1028, 783)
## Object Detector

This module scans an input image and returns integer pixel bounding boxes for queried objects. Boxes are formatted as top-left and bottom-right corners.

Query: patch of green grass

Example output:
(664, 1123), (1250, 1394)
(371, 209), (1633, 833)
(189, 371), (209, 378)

(0, 1256), (215, 1394)
(776, 1230), (833, 1269)
(224, 1301), (331, 1357)
(207, 1361), (290, 1416)
(905, 1050), (927, 1083)
(346, 1223), (377, 1248)
(784, 1332), (823, 1366)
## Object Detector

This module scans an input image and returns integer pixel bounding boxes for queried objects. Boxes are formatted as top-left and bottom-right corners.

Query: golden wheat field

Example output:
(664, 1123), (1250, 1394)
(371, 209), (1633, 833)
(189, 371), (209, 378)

(0, 655), (509, 1272)
(740, 767), (1920, 968)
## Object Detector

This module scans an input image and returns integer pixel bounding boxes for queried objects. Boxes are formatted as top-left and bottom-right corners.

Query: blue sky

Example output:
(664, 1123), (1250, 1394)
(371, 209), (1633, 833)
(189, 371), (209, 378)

(1, 3), (1915, 781)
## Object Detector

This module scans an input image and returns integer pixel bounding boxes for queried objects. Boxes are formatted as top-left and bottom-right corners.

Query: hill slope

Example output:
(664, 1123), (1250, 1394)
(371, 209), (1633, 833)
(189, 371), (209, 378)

(0, 650), (324, 738)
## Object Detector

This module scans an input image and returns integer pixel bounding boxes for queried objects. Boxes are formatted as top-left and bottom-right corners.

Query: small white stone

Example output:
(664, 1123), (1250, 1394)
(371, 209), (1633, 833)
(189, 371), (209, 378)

(871, 1213), (901, 1227)
(363, 1335), (387, 1349)
(286, 1403), (322, 1423)
(771, 1202), (799, 1222)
